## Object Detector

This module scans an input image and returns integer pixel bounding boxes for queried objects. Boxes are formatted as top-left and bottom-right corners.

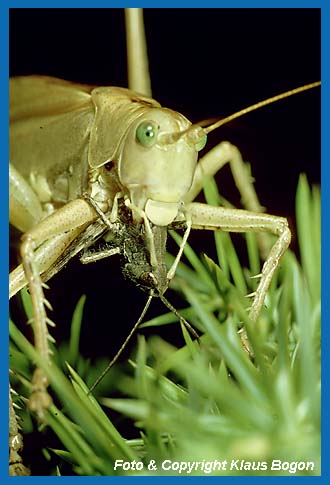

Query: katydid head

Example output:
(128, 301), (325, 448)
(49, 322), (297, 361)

(89, 87), (206, 226)
(117, 107), (206, 226)
(90, 83), (319, 228)
(119, 82), (320, 227)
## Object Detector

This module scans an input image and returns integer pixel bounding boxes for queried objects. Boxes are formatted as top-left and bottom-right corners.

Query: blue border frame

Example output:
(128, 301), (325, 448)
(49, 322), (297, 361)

(2, 0), (328, 482)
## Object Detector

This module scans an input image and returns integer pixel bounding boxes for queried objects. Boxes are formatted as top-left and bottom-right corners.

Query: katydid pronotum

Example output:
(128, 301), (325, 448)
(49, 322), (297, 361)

(9, 8), (320, 475)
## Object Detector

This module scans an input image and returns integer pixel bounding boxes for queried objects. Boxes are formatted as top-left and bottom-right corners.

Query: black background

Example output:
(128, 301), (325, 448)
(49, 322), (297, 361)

(10, 8), (320, 360)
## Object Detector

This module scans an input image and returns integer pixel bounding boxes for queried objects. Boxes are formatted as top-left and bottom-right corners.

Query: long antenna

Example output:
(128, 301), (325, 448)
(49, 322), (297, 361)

(160, 82), (320, 145)
(88, 292), (200, 393)
(203, 82), (320, 134)
(159, 294), (199, 340)
(88, 295), (153, 394)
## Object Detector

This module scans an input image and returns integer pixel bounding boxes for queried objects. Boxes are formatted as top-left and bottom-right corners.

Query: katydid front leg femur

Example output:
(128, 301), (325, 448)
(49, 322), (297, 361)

(186, 202), (291, 321)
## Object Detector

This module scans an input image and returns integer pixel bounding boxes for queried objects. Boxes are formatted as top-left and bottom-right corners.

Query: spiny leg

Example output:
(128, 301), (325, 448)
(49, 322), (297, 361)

(9, 388), (30, 476)
(186, 202), (291, 322)
(18, 199), (97, 419)
(184, 141), (271, 259)
(21, 236), (53, 417)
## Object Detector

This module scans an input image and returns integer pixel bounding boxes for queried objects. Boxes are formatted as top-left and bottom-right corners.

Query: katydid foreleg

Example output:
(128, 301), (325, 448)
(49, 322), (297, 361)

(186, 202), (291, 321)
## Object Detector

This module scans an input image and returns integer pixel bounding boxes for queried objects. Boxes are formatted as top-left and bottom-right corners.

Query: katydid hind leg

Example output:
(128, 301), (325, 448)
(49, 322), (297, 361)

(125, 8), (152, 97)
(9, 163), (43, 233)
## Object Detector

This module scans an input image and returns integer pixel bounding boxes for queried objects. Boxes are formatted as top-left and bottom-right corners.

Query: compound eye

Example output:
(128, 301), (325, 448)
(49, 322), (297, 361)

(136, 121), (159, 147)
(195, 133), (207, 152)
(140, 271), (158, 289)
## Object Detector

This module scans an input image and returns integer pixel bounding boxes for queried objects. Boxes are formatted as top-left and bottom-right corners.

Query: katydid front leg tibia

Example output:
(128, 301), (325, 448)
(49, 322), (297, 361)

(19, 199), (97, 418)
(186, 202), (291, 321)
(184, 141), (271, 259)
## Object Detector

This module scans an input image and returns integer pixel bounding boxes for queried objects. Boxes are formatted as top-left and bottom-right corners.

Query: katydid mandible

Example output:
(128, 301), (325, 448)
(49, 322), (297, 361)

(9, 7), (320, 426)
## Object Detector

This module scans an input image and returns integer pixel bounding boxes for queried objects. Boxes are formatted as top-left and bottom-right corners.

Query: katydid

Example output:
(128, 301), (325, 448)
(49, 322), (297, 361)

(9, 8), (320, 439)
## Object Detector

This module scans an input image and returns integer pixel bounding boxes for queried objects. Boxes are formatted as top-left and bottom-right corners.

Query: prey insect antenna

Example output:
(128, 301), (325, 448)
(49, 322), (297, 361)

(88, 295), (153, 394)
(159, 294), (199, 340)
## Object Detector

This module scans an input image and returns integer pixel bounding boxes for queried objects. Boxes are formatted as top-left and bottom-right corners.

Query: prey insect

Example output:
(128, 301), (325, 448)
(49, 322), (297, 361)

(9, 7), (319, 454)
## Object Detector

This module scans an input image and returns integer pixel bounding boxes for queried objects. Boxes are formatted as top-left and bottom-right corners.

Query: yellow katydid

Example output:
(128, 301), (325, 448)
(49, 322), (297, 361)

(9, 8), (320, 429)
